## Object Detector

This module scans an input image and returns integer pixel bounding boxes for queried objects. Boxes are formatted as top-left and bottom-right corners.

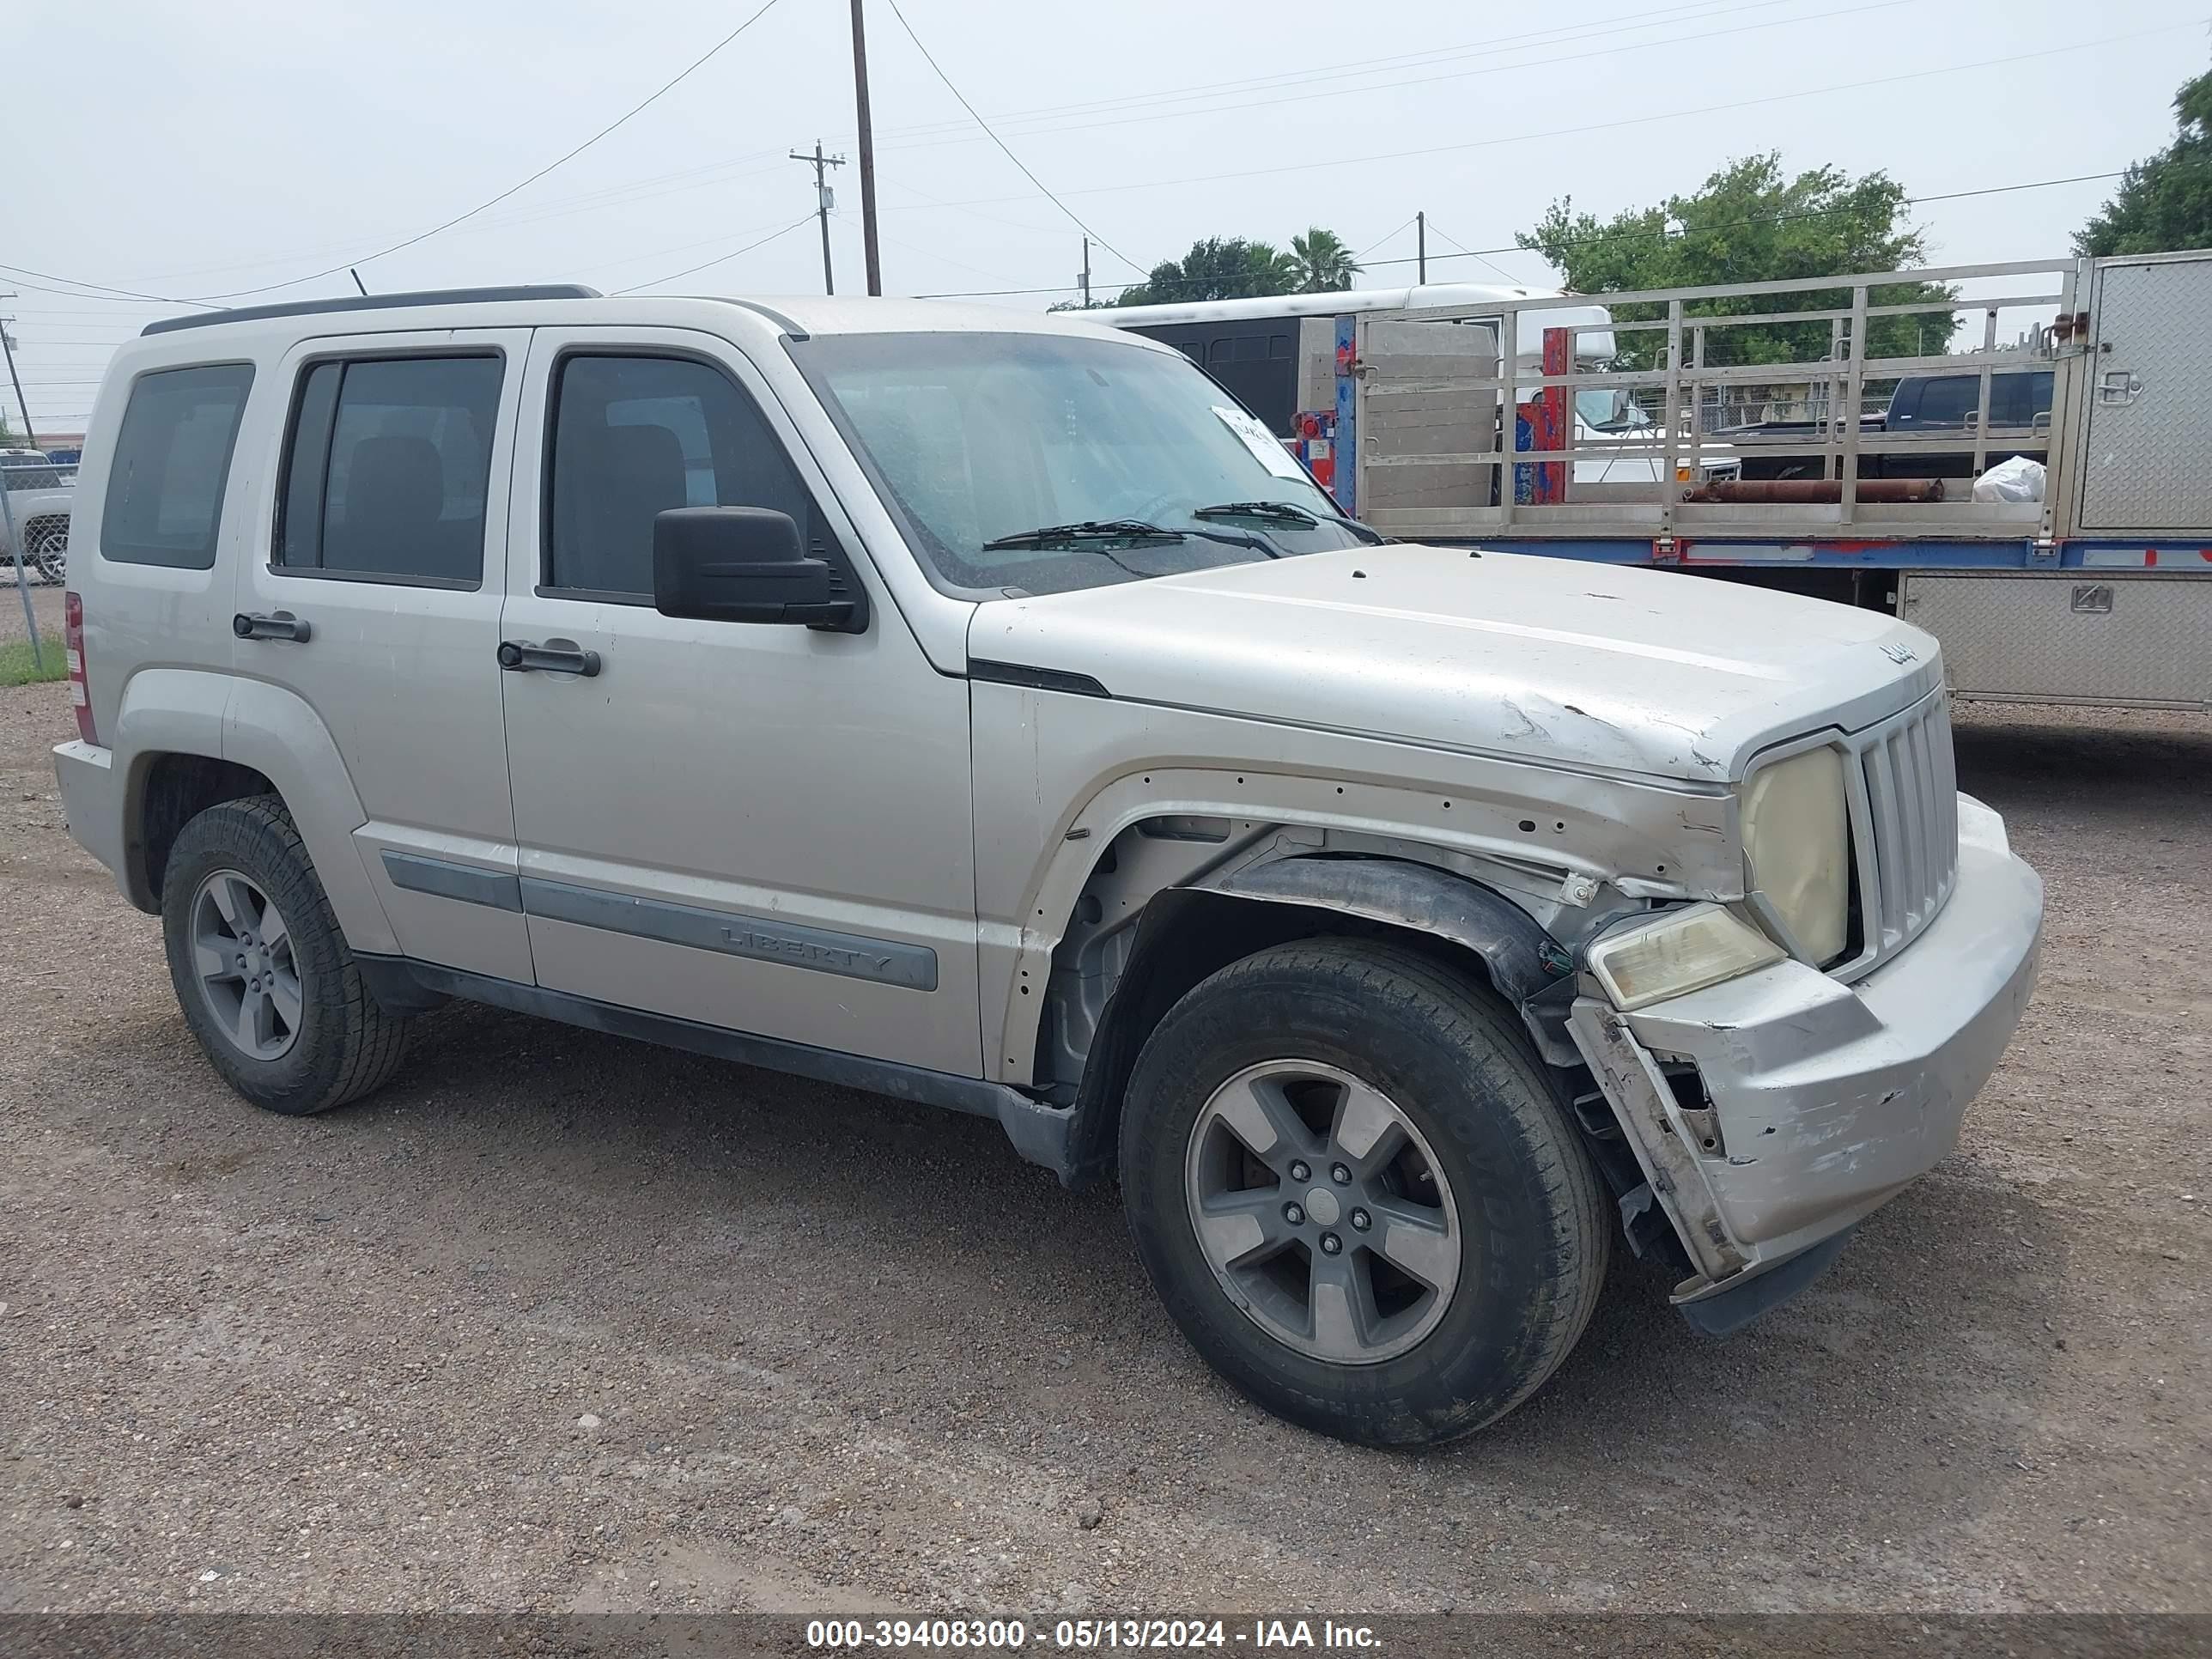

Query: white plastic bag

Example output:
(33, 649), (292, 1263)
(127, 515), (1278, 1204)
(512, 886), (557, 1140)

(1972, 455), (2046, 504)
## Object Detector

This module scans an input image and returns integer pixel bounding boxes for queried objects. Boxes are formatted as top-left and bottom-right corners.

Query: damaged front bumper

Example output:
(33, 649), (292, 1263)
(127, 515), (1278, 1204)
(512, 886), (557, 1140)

(1570, 793), (2042, 1333)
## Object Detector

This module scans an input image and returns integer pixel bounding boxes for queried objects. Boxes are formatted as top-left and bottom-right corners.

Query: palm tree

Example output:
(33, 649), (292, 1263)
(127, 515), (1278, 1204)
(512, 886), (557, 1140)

(1286, 227), (1361, 293)
(1113, 237), (1299, 305)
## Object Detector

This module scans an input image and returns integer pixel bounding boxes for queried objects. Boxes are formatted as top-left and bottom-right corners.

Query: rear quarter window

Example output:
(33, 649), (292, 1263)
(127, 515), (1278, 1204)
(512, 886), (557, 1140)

(100, 364), (256, 569)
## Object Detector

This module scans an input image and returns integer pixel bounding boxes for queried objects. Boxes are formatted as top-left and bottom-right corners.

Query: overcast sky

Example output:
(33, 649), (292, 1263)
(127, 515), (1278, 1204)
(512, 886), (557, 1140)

(6, 0), (2205, 434)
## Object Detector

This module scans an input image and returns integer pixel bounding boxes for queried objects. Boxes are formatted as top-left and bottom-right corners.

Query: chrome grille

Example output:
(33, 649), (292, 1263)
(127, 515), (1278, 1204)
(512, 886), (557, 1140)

(1856, 693), (1959, 957)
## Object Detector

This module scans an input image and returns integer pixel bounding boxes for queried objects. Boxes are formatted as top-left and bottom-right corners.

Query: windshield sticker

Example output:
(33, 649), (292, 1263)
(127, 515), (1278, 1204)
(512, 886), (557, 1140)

(1212, 404), (1309, 481)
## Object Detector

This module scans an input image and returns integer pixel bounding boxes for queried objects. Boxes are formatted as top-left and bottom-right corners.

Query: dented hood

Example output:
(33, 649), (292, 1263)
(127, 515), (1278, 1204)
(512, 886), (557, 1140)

(968, 544), (1942, 782)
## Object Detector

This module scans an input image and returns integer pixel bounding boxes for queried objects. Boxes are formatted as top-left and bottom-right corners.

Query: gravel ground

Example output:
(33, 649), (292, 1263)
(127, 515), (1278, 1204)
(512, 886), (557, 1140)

(0, 683), (2206, 1616)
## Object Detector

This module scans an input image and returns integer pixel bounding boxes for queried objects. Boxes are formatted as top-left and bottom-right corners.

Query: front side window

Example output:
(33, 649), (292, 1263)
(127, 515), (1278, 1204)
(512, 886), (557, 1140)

(277, 355), (503, 585)
(544, 354), (817, 597)
(101, 364), (255, 568)
(792, 331), (1364, 597)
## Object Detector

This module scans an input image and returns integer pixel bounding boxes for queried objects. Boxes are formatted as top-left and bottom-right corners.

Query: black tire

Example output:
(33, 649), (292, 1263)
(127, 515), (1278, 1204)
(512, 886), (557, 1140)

(1120, 938), (1608, 1446)
(161, 794), (410, 1115)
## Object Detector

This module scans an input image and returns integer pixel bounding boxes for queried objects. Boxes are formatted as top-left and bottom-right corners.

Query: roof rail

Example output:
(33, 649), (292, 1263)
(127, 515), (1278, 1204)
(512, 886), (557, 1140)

(141, 284), (603, 337)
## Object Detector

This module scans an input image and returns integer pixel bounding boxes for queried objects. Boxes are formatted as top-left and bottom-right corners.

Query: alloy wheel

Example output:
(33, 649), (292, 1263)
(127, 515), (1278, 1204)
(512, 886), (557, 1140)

(1183, 1060), (1462, 1364)
(189, 868), (303, 1061)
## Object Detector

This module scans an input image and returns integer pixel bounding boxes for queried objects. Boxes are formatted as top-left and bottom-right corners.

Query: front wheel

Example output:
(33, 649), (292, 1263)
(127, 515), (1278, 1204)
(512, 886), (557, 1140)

(1120, 939), (1608, 1446)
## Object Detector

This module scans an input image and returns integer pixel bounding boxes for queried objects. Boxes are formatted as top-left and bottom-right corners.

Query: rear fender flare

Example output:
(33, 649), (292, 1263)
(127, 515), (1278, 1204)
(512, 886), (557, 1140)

(219, 678), (396, 954)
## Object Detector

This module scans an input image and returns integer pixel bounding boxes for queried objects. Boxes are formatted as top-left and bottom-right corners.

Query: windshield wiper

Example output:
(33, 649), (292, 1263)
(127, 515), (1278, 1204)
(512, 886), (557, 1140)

(981, 519), (1186, 551)
(1195, 498), (1389, 549)
(1194, 500), (1321, 526)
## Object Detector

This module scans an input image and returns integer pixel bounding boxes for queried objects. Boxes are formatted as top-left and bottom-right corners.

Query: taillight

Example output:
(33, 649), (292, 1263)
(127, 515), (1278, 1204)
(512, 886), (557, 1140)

(64, 590), (96, 745)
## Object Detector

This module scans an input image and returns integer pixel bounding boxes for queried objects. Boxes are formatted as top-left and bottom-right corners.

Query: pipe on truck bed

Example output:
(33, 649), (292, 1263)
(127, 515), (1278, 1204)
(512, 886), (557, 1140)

(1683, 479), (1947, 504)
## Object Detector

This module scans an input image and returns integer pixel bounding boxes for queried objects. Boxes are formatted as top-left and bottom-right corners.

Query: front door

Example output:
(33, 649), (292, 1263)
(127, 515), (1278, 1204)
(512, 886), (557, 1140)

(496, 327), (981, 1076)
(234, 329), (533, 981)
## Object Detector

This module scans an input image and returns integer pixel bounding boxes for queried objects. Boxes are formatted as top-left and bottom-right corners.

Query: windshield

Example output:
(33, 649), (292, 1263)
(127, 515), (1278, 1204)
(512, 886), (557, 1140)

(2, 454), (64, 490)
(1574, 389), (1648, 432)
(791, 331), (1367, 596)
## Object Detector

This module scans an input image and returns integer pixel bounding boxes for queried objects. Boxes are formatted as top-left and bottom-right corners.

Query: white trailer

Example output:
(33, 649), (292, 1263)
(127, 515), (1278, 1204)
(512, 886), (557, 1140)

(1114, 252), (2212, 712)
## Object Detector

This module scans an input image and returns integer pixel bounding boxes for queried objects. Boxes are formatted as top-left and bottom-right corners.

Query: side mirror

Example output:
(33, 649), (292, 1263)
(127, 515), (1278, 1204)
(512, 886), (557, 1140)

(652, 506), (856, 627)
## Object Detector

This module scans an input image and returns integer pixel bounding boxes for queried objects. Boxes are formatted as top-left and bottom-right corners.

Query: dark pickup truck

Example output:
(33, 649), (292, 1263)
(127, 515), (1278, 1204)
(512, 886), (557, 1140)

(1721, 368), (2052, 483)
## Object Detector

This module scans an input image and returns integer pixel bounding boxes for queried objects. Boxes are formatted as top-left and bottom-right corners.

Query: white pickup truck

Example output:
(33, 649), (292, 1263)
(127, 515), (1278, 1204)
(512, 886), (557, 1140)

(2, 447), (72, 583)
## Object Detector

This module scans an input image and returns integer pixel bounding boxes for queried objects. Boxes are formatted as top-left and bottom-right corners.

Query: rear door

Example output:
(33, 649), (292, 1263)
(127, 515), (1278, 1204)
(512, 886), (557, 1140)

(234, 329), (533, 981)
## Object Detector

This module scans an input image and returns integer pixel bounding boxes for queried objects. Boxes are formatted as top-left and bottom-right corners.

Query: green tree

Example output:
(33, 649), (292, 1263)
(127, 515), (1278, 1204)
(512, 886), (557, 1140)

(1516, 155), (1954, 369)
(1111, 236), (1296, 306)
(2076, 70), (2212, 256)
(1286, 227), (1360, 292)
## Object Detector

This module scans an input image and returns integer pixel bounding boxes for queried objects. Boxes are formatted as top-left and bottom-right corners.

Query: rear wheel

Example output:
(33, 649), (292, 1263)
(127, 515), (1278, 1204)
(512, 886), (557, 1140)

(161, 795), (410, 1115)
(1120, 939), (1607, 1445)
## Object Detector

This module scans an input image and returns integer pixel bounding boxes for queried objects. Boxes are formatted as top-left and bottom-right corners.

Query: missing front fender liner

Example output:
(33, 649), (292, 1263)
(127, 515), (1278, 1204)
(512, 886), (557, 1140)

(1216, 856), (1578, 1066)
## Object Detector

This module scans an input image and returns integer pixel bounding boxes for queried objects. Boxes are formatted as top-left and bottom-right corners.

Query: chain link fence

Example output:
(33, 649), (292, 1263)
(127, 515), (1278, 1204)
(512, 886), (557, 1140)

(3, 453), (74, 586)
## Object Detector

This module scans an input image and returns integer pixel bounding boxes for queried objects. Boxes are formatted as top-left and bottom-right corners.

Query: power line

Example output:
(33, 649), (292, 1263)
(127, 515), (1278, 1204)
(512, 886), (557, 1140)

(0, 264), (221, 310)
(611, 214), (817, 295)
(869, 0), (1915, 167)
(1415, 219), (1526, 285)
(1360, 170), (2131, 271)
(6, 0), (793, 308)
(848, 0), (1823, 151)
(83, 0), (1808, 296)
(892, 20), (2191, 221)
(877, 0), (1148, 278)
(182, 0), (793, 301)
(1355, 217), (1421, 260)
(909, 167), (2130, 301)
(7, 10), (2171, 317)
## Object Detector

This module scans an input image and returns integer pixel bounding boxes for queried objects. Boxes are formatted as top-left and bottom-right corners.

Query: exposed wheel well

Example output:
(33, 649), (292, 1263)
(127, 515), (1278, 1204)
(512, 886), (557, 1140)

(1059, 888), (1516, 1185)
(133, 753), (278, 908)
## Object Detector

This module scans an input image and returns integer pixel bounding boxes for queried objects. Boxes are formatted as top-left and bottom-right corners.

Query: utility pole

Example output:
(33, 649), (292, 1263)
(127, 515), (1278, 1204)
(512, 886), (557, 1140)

(790, 141), (848, 295)
(0, 300), (35, 449)
(1079, 238), (1091, 307)
(1416, 212), (1426, 285)
(0, 299), (43, 667)
(849, 0), (883, 295)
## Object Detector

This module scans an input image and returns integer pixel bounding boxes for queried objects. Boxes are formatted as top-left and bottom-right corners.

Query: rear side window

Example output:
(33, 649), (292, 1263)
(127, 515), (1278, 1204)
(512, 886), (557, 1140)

(544, 354), (817, 598)
(276, 354), (503, 586)
(1911, 376), (1982, 426)
(100, 364), (254, 568)
(2018, 370), (2055, 426)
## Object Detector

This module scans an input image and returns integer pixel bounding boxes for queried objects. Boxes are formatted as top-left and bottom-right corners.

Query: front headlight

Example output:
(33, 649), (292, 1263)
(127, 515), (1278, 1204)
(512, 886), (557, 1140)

(1586, 903), (1786, 1011)
(1741, 746), (1850, 963)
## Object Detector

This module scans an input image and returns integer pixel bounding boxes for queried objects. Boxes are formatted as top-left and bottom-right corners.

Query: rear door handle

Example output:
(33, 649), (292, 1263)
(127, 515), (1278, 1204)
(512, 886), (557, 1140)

(498, 639), (601, 677)
(233, 611), (312, 643)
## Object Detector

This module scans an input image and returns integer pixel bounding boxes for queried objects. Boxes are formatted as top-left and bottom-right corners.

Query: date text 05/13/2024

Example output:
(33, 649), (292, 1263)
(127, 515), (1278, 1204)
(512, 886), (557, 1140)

(805, 1618), (1384, 1650)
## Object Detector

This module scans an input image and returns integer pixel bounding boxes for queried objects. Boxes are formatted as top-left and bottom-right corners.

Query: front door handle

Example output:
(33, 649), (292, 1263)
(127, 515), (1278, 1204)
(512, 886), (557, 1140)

(498, 639), (602, 678)
(233, 611), (313, 643)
